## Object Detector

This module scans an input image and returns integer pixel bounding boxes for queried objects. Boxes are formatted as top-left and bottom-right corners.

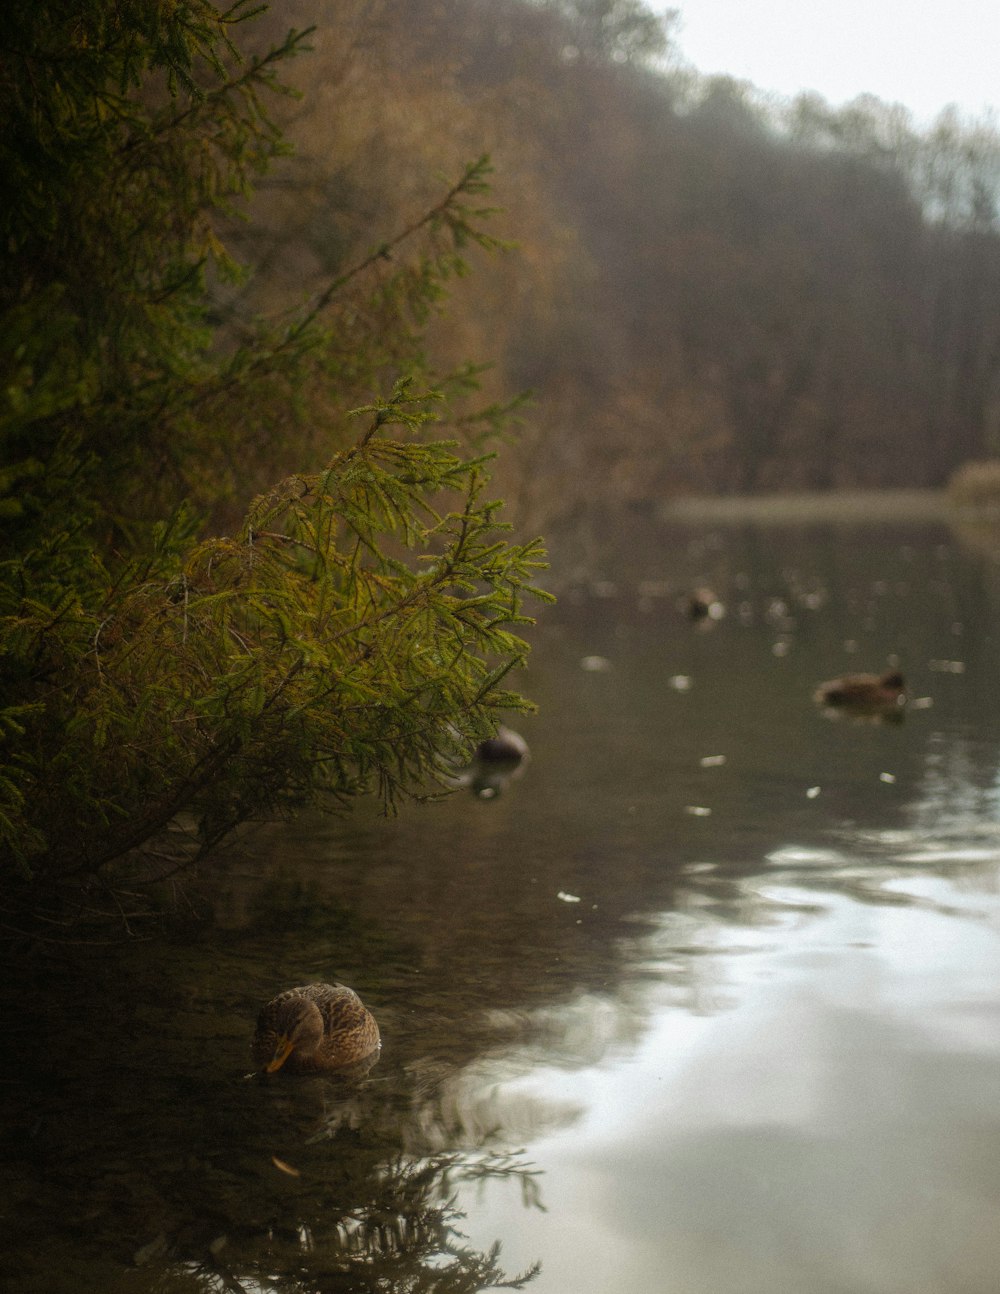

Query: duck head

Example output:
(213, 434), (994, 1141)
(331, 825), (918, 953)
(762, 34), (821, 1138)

(252, 997), (324, 1073)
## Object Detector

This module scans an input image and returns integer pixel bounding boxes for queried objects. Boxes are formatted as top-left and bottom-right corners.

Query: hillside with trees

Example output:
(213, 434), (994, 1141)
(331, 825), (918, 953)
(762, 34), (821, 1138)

(236, 0), (1000, 533)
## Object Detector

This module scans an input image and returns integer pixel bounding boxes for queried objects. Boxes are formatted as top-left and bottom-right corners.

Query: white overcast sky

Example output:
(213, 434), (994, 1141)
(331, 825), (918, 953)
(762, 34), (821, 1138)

(670, 1), (1000, 124)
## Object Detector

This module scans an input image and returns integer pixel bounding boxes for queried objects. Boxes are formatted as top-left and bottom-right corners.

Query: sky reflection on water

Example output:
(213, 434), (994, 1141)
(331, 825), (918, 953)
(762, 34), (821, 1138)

(453, 845), (1000, 1294)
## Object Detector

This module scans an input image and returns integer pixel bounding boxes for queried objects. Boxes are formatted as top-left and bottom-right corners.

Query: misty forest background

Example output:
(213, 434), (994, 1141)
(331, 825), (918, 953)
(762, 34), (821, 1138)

(243, 0), (1000, 531)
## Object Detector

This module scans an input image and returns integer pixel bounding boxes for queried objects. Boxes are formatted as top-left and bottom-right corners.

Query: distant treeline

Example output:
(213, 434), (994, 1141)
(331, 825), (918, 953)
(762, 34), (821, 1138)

(239, 0), (1000, 529)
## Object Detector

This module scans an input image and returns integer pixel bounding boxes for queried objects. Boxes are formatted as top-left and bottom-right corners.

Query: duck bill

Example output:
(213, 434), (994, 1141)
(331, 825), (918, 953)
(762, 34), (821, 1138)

(265, 1035), (295, 1073)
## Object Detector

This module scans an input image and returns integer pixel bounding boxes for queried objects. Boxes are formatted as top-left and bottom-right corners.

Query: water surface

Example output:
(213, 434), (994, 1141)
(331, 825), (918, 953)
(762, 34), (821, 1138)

(5, 513), (1000, 1292)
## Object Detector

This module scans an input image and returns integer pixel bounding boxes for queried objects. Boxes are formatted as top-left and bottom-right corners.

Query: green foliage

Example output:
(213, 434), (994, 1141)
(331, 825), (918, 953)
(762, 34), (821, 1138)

(0, 3), (551, 903)
(2, 1), (304, 533)
(0, 382), (549, 882)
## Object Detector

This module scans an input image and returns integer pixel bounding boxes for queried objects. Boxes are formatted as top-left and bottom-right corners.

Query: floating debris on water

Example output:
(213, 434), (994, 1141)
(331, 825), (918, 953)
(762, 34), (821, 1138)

(684, 805), (712, 816)
(929, 659), (965, 673)
(557, 890), (581, 903)
(910, 696), (934, 708)
(669, 674), (692, 691)
(581, 655), (612, 672)
(272, 1157), (301, 1177)
(700, 755), (727, 767)
(806, 786), (821, 798)
(880, 772), (896, 784)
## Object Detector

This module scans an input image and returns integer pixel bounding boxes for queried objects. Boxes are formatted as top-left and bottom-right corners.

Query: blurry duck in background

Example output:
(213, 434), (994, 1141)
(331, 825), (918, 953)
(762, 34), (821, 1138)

(685, 587), (725, 626)
(453, 725), (530, 799)
(474, 726), (529, 764)
(814, 669), (906, 719)
(252, 982), (380, 1077)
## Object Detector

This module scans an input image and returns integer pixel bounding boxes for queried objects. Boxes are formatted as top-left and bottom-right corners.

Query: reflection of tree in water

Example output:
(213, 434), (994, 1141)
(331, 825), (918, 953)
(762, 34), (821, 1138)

(167, 1152), (541, 1293)
(124, 1065), (546, 1292)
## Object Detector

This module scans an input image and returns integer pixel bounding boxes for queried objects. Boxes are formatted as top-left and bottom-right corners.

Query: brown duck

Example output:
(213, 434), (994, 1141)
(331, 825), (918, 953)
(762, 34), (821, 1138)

(814, 670), (905, 711)
(252, 982), (380, 1075)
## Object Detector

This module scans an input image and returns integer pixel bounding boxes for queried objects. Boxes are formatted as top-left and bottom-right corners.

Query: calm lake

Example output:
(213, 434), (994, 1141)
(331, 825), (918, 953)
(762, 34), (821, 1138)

(6, 504), (1000, 1294)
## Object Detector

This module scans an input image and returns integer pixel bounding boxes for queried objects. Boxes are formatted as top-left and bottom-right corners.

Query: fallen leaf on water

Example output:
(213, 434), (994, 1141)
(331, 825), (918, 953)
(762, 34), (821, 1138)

(272, 1157), (301, 1177)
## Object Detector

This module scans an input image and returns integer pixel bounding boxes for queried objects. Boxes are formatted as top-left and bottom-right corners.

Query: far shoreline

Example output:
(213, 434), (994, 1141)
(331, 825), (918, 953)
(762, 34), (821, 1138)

(659, 489), (949, 525)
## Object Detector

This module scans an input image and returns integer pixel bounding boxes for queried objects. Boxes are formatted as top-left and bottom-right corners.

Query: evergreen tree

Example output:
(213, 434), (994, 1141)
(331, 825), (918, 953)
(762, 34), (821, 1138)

(0, 1), (550, 927)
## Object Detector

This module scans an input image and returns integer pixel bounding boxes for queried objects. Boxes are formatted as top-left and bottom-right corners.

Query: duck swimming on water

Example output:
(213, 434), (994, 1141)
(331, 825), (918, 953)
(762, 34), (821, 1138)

(685, 588), (725, 622)
(448, 724), (530, 798)
(473, 725), (529, 765)
(814, 670), (905, 712)
(252, 982), (380, 1075)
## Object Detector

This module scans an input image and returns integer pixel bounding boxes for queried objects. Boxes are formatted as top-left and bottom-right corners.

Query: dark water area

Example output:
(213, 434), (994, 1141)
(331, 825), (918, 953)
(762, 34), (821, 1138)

(6, 511), (1000, 1293)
